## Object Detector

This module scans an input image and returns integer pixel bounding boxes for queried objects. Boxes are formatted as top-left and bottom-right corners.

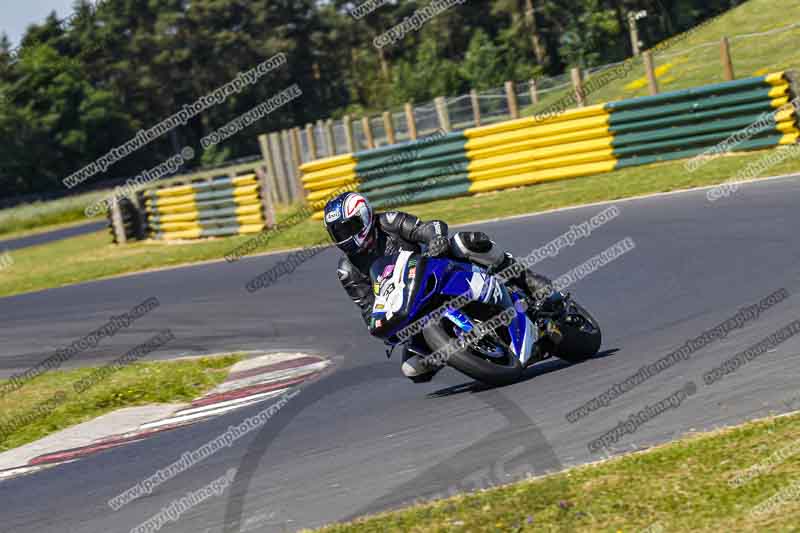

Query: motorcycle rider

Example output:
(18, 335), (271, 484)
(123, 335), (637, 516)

(323, 192), (558, 383)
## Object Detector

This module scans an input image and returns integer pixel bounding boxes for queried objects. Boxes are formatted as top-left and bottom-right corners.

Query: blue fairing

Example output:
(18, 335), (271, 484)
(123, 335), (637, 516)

(407, 257), (473, 315)
(507, 293), (534, 360)
(370, 252), (536, 366)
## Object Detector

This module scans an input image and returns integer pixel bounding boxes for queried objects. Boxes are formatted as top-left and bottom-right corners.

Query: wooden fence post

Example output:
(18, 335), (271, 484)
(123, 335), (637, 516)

(255, 165), (276, 228)
(343, 115), (356, 152)
(785, 71), (800, 107)
(258, 133), (282, 204)
(295, 127), (309, 201)
(720, 37), (735, 81)
(505, 81), (520, 119)
(529, 79), (540, 105)
(383, 111), (396, 145)
(288, 128), (305, 201)
(314, 120), (326, 157)
(643, 51), (659, 95)
(362, 116), (375, 149)
(291, 127), (304, 163)
(280, 132), (296, 203)
(571, 67), (586, 107)
(305, 123), (318, 161)
(110, 200), (126, 245)
(268, 132), (290, 203)
(435, 96), (451, 132)
(470, 89), (481, 127)
(131, 192), (147, 240)
(324, 119), (337, 156)
(405, 103), (418, 140)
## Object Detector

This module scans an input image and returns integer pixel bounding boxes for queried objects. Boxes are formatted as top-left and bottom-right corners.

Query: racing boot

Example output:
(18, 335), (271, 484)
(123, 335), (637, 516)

(490, 252), (553, 303)
(401, 345), (443, 383)
(490, 253), (568, 352)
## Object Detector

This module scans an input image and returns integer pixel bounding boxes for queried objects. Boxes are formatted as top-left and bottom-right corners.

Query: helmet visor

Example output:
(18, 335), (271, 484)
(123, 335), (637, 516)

(328, 216), (366, 243)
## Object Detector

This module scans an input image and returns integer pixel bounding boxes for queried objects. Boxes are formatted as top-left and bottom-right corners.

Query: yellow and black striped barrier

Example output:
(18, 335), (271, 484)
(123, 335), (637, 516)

(299, 71), (798, 217)
(143, 174), (267, 240)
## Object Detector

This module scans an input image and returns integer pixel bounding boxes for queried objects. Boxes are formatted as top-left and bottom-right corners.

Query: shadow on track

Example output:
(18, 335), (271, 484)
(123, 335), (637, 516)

(222, 359), (566, 531)
(427, 348), (619, 398)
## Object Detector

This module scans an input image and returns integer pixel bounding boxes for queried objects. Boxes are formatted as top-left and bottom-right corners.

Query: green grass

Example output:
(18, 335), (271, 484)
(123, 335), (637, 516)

(0, 190), (109, 238)
(0, 354), (242, 452)
(312, 412), (800, 532)
(521, 0), (800, 117)
(0, 218), (106, 243)
(1, 148), (799, 299)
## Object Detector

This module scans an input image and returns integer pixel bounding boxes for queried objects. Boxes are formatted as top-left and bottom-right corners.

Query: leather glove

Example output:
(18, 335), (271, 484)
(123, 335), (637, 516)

(425, 235), (450, 257)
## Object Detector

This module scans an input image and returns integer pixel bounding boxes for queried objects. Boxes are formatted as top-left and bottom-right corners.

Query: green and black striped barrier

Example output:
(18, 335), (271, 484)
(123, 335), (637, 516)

(301, 71), (798, 216)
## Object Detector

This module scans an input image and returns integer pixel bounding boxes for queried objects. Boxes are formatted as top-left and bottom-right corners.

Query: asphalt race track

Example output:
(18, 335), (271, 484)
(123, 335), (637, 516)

(0, 220), (106, 252)
(1, 175), (799, 532)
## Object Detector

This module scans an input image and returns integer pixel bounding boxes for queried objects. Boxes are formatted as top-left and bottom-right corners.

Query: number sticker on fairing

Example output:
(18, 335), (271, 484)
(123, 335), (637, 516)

(373, 251), (413, 320)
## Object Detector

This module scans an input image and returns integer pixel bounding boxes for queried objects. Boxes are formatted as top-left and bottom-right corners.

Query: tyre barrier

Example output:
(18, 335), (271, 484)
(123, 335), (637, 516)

(106, 197), (146, 243)
(142, 174), (267, 240)
(301, 71), (799, 219)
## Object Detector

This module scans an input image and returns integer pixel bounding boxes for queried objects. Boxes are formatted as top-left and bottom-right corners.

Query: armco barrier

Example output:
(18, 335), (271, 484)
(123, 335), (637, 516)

(300, 72), (799, 217)
(143, 173), (268, 240)
(301, 131), (471, 220)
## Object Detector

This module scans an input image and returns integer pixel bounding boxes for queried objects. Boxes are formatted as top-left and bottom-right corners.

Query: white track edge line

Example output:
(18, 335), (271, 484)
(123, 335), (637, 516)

(139, 389), (288, 429)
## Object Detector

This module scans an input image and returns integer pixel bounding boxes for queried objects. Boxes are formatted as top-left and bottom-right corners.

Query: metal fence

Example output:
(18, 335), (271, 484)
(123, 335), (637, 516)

(245, 21), (800, 207)
(285, 22), (800, 165)
(297, 75), (578, 160)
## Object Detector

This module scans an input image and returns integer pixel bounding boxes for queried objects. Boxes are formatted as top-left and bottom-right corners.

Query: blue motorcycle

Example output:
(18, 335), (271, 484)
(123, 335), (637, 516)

(369, 250), (601, 386)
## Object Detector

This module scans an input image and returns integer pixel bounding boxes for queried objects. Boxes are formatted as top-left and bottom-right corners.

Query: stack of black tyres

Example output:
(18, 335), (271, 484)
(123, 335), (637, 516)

(107, 198), (146, 243)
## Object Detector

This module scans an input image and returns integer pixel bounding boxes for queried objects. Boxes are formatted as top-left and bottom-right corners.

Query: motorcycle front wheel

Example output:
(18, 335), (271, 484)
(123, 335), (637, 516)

(422, 318), (523, 387)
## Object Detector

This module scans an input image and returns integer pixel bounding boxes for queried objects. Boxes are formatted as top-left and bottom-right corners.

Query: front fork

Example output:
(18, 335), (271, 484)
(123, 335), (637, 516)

(440, 284), (564, 368)
(523, 291), (570, 366)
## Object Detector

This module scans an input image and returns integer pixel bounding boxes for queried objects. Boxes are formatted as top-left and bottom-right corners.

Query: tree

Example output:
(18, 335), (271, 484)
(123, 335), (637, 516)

(558, 0), (621, 67)
(392, 36), (464, 104)
(460, 30), (507, 90)
(524, 0), (548, 65)
(0, 0), (750, 198)
(0, 44), (134, 193)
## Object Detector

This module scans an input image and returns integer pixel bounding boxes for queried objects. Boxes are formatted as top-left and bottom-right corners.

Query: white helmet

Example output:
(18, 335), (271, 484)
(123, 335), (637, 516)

(323, 192), (375, 254)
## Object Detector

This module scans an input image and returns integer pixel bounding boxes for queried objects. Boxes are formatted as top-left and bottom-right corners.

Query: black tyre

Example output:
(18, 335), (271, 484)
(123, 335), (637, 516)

(422, 321), (523, 387)
(552, 301), (602, 364)
(119, 198), (146, 240)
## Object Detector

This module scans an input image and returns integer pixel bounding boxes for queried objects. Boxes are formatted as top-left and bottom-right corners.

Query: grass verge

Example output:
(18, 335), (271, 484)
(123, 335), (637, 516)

(0, 190), (109, 238)
(0, 148), (799, 299)
(0, 353), (242, 452)
(520, 0), (800, 117)
(312, 411), (800, 532)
